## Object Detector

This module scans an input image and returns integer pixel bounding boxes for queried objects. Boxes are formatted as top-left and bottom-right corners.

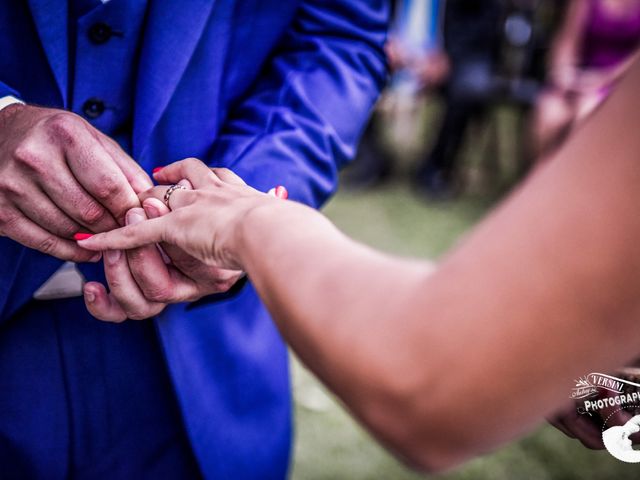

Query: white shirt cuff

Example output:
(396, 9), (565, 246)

(0, 95), (24, 111)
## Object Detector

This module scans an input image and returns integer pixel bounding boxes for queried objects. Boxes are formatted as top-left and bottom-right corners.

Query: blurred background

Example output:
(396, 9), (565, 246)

(290, 0), (640, 478)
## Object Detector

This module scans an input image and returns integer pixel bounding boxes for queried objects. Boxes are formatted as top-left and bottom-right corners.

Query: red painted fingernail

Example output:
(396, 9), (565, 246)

(275, 186), (288, 200)
(74, 233), (94, 241)
(152, 167), (164, 174)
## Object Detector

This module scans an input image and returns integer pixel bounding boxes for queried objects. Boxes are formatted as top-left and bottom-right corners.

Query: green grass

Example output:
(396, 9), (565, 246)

(289, 180), (639, 479)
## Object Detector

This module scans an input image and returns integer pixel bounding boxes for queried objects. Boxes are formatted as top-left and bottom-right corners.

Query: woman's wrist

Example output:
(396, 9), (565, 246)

(232, 196), (288, 271)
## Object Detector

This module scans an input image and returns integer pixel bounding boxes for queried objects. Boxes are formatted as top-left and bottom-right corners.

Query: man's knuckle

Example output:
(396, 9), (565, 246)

(80, 202), (106, 225)
(36, 235), (59, 255)
(92, 175), (122, 201)
(59, 221), (79, 238)
(108, 278), (124, 291)
(13, 143), (45, 171)
(0, 210), (20, 232)
(135, 271), (173, 302)
(144, 286), (173, 303)
(0, 178), (24, 198)
(45, 113), (80, 145)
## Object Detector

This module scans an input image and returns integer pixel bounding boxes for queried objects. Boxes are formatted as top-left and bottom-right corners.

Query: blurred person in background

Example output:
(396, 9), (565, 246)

(344, 0), (449, 189)
(385, 0), (450, 94)
(347, 0), (505, 197)
(348, 0), (564, 195)
(415, 0), (503, 199)
(532, 0), (640, 157)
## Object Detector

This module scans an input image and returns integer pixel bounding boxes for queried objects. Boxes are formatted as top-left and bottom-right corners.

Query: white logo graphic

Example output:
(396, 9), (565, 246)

(602, 416), (640, 463)
(569, 372), (640, 463)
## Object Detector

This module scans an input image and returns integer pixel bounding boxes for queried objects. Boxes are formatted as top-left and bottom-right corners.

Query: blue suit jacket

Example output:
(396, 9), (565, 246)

(0, 0), (387, 477)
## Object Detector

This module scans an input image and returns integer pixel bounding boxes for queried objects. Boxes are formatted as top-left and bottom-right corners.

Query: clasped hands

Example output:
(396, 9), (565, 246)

(0, 104), (243, 322)
(82, 178), (245, 323)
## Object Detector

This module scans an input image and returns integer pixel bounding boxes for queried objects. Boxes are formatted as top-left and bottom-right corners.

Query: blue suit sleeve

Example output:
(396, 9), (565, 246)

(191, 0), (388, 306)
(211, 0), (389, 208)
(0, 81), (22, 100)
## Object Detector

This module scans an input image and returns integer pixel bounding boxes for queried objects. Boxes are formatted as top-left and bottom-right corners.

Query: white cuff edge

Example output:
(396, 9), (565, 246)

(0, 96), (25, 111)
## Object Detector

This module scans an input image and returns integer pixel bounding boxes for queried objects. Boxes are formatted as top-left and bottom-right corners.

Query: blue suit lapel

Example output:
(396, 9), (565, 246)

(133, 0), (218, 158)
(27, 0), (69, 106)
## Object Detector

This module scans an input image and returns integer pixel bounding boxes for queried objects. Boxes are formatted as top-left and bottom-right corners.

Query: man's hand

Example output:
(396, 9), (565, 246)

(84, 199), (243, 322)
(548, 402), (606, 449)
(76, 160), (272, 321)
(0, 104), (152, 261)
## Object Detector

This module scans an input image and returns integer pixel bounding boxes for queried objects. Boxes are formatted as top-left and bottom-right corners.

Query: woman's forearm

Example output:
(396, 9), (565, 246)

(235, 59), (640, 471)
(239, 201), (434, 399)
(239, 201), (446, 467)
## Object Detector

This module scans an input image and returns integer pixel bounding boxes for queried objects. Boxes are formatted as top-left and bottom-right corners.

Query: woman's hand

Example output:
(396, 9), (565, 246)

(77, 158), (278, 271)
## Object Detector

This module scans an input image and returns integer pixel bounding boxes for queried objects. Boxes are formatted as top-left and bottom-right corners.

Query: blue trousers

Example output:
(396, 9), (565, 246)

(0, 297), (202, 479)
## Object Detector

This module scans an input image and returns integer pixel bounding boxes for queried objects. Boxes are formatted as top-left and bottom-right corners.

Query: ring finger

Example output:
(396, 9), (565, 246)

(139, 184), (195, 211)
(14, 185), (84, 239)
(37, 164), (118, 233)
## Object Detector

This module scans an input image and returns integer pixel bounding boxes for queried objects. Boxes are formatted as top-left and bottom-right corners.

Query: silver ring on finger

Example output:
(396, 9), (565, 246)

(163, 184), (187, 209)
